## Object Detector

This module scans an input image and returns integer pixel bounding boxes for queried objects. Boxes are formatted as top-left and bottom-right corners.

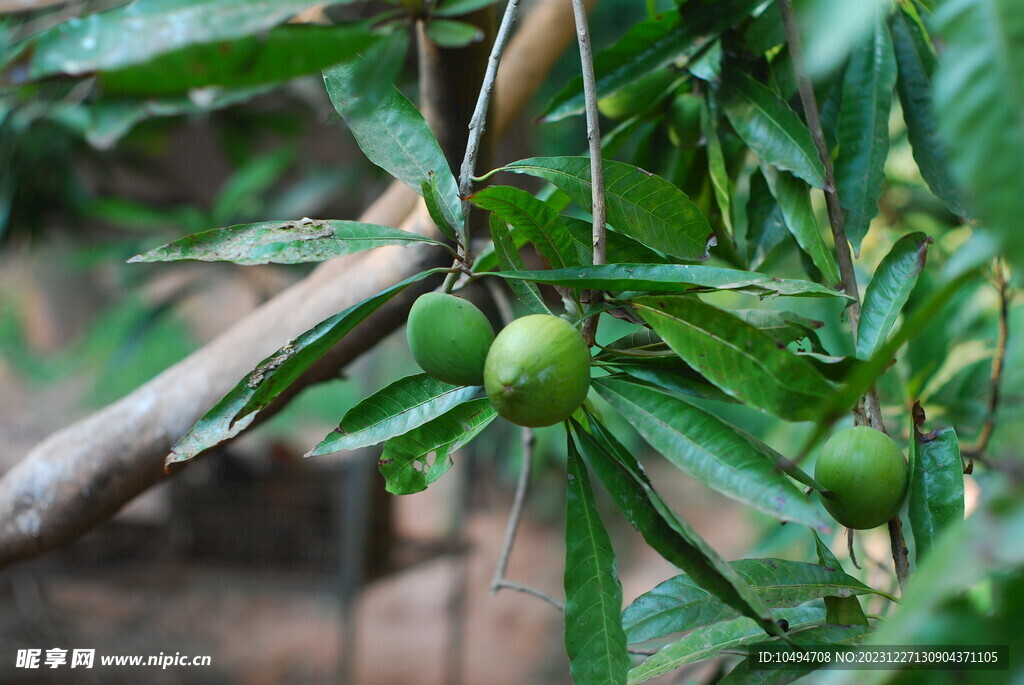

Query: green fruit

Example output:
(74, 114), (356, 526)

(407, 292), (494, 386)
(815, 426), (909, 530)
(483, 314), (591, 427)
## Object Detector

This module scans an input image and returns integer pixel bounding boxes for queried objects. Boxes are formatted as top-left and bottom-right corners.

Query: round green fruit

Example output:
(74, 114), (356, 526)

(407, 292), (494, 386)
(483, 314), (591, 427)
(814, 426), (909, 530)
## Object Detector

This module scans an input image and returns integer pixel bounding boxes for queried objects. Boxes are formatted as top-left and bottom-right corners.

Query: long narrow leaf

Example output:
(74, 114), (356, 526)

(565, 439), (630, 685)
(471, 185), (577, 269)
(909, 422), (964, 564)
(856, 232), (931, 360)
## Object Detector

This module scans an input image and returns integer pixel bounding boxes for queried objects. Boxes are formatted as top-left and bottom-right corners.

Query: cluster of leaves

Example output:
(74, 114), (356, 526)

(7, 0), (1022, 682)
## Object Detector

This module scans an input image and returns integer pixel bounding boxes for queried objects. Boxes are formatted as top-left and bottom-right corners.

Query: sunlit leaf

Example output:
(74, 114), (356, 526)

(856, 232), (931, 360)
(909, 422), (964, 564)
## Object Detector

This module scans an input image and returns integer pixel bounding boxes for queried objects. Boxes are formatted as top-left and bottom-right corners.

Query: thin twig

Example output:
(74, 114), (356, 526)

(571, 0), (606, 345)
(488, 427), (562, 611)
(963, 260), (1011, 463)
(846, 528), (860, 570)
(779, 0), (905, 581)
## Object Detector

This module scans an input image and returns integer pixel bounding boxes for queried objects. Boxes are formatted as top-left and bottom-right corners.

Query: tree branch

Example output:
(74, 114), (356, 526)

(571, 0), (605, 346)
(0, 0), (595, 570)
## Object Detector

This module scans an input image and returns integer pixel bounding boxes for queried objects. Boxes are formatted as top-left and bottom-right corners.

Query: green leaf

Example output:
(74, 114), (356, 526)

(718, 66), (826, 188)
(488, 264), (849, 299)
(471, 186), (577, 269)
(933, 0), (1024, 263)
(909, 424), (964, 564)
(834, 10), (897, 254)
(129, 219), (448, 265)
(717, 625), (870, 685)
(422, 171), (461, 244)
(424, 19), (484, 48)
(433, 0), (500, 17)
(729, 309), (825, 347)
(572, 417), (781, 637)
(745, 169), (789, 269)
(29, 0), (360, 77)
(856, 232), (931, 360)
(309, 375), (485, 456)
(611, 365), (740, 405)
(324, 61), (463, 236)
(592, 377), (829, 530)
(380, 398), (496, 495)
(98, 25), (381, 95)
(632, 296), (836, 421)
(813, 531), (869, 627)
(760, 165), (841, 286)
(562, 216), (667, 266)
(488, 213), (552, 315)
(890, 6), (969, 217)
(701, 96), (734, 234)
(166, 269), (445, 466)
(540, 0), (764, 122)
(627, 607), (825, 684)
(497, 157), (713, 262)
(564, 439), (631, 685)
(623, 558), (880, 644)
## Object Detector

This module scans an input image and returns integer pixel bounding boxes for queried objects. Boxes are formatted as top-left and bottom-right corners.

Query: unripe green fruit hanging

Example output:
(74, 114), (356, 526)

(407, 292), (494, 386)
(483, 314), (591, 427)
(814, 426), (909, 530)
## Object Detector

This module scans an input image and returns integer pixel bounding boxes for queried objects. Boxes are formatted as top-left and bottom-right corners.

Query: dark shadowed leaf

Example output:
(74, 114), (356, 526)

(471, 185), (577, 269)
(572, 418), (781, 636)
(623, 558), (881, 643)
(632, 296), (836, 421)
(29, 0), (361, 77)
(813, 531), (869, 627)
(129, 219), (449, 265)
(497, 157), (713, 261)
(423, 171), (460, 244)
(424, 19), (484, 48)
(834, 9), (897, 254)
(628, 607), (825, 684)
(933, 0), (1024, 264)
(890, 6), (969, 217)
(487, 214), (552, 314)
(701, 96), (733, 233)
(717, 625), (870, 684)
(856, 232), (931, 359)
(380, 398), (495, 495)
(324, 61), (463, 236)
(309, 375), (485, 456)
(760, 165), (841, 286)
(564, 439), (630, 685)
(488, 264), (848, 299)
(909, 423), (964, 564)
(719, 66), (826, 188)
(745, 169), (789, 269)
(562, 216), (666, 266)
(166, 269), (445, 466)
(592, 377), (828, 529)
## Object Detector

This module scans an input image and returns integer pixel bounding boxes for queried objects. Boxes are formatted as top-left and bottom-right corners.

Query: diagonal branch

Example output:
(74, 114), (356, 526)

(0, 0), (595, 570)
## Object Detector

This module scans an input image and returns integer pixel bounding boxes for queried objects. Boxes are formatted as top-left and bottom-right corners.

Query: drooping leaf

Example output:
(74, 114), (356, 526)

(28, 0), (361, 77)
(572, 418), (782, 637)
(166, 269), (445, 466)
(423, 171), (460, 244)
(496, 157), (713, 261)
(97, 24), (382, 95)
(564, 439), (631, 685)
(471, 185), (577, 269)
(488, 214), (552, 315)
(540, 0), (763, 122)
(889, 5), (970, 217)
(909, 422), (964, 564)
(324, 61), (463, 237)
(745, 168), (789, 269)
(129, 219), (449, 265)
(700, 96), (733, 234)
(718, 65), (826, 188)
(623, 558), (881, 644)
(628, 607), (825, 684)
(933, 0), (1024, 264)
(833, 9), (897, 254)
(424, 19), (484, 48)
(632, 296), (836, 421)
(487, 264), (849, 299)
(592, 377), (829, 529)
(380, 398), (496, 495)
(309, 375), (485, 456)
(856, 232), (931, 360)
(760, 165), (841, 286)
